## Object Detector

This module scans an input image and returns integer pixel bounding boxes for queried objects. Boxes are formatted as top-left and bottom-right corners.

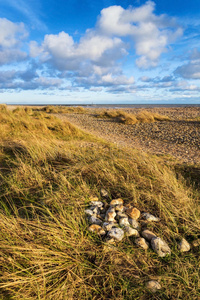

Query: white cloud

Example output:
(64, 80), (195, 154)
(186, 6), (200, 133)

(30, 31), (125, 70)
(97, 1), (182, 68)
(0, 18), (28, 65)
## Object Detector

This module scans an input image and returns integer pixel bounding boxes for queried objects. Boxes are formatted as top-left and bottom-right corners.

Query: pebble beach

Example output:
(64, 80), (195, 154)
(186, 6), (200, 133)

(57, 106), (200, 164)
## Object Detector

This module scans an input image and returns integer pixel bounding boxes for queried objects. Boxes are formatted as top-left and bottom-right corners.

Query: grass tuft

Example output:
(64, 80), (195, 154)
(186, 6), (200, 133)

(97, 109), (171, 124)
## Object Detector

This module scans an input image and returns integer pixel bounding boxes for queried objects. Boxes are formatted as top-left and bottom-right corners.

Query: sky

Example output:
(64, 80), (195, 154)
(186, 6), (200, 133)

(0, 0), (200, 104)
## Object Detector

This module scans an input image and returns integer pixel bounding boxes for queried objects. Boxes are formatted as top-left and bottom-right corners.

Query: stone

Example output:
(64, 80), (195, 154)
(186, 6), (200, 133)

(119, 217), (130, 227)
(126, 207), (140, 220)
(107, 227), (124, 242)
(128, 218), (140, 230)
(142, 212), (160, 222)
(135, 238), (149, 250)
(100, 188), (109, 198)
(85, 209), (95, 217)
(90, 200), (104, 208)
(178, 238), (190, 252)
(110, 198), (124, 206)
(88, 224), (106, 235)
(124, 226), (139, 237)
(141, 230), (157, 241)
(116, 212), (128, 220)
(90, 206), (99, 215)
(146, 280), (161, 292)
(105, 210), (116, 222)
(151, 237), (171, 257)
(115, 204), (125, 212)
(102, 222), (116, 231)
(192, 239), (200, 247)
(89, 216), (102, 226)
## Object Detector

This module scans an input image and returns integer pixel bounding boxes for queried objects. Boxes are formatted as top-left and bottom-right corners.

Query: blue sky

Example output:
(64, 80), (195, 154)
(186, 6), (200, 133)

(0, 0), (200, 104)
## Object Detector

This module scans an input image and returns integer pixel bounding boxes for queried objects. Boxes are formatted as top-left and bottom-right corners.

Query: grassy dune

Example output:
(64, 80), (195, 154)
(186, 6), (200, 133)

(96, 109), (171, 124)
(0, 105), (199, 299)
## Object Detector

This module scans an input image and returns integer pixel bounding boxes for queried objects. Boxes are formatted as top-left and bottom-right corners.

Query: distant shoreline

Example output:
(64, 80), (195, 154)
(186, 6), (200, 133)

(4, 103), (200, 108)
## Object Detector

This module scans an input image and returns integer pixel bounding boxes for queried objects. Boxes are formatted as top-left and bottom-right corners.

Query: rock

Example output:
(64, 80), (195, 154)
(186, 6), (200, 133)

(135, 237), (149, 249)
(102, 222), (116, 231)
(178, 238), (190, 252)
(107, 227), (124, 242)
(141, 230), (157, 241)
(105, 210), (116, 222)
(119, 217), (130, 227)
(151, 237), (171, 257)
(192, 239), (200, 247)
(90, 206), (99, 215)
(115, 204), (125, 212)
(124, 227), (139, 237)
(126, 207), (140, 220)
(128, 218), (140, 230)
(146, 280), (161, 292)
(116, 212), (128, 220)
(85, 209), (95, 217)
(90, 200), (104, 208)
(88, 224), (106, 235)
(142, 212), (160, 222)
(89, 216), (102, 226)
(100, 188), (109, 198)
(110, 198), (124, 206)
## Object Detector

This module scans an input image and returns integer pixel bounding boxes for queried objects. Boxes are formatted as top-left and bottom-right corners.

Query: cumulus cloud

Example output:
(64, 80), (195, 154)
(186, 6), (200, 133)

(97, 1), (182, 68)
(0, 18), (28, 65)
(30, 2), (182, 72)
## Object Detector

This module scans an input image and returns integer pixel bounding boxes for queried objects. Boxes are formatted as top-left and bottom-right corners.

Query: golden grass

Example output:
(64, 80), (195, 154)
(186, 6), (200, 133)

(97, 109), (171, 124)
(0, 105), (199, 299)
(39, 105), (87, 114)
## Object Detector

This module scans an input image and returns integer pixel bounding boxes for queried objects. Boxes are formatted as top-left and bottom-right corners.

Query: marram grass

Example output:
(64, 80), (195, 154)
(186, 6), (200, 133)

(0, 105), (199, 299)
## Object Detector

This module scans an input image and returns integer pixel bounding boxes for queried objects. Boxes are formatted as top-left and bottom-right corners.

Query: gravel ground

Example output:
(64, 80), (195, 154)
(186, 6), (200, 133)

(56, 107), (200, 165)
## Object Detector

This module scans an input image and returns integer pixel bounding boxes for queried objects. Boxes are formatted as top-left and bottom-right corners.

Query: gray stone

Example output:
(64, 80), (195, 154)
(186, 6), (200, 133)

(178, 238), (190, 252)
(90, 201), (104, 208)
(142, 212), (160, 222)
(135, 237), (149, 250)
(102, 222), (116, 231)
(107, 227), (124, 241)
(89, 216), (102, 226)
(151, 237), (171, 257)
(141, 230), (157, 241)
(128, 218), (140, 230)
(146, 280), (161, 292)
(116, 212), (127, 220)
(85, 209), (95, 217)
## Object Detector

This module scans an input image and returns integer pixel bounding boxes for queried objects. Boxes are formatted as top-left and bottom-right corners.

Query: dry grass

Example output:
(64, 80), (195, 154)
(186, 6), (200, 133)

(39, 105), (87, 114)
(0, 104), (199, 299)
(97, 109), (171, 124)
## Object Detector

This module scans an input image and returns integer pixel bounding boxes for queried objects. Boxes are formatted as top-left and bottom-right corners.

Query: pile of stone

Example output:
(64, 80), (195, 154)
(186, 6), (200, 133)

(85, 192), (191, 257)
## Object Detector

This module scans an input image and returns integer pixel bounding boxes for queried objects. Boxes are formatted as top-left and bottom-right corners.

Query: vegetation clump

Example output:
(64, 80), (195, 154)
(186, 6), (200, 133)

(0, 105), (199, 299)
(40, 105), (86, 114)
(97, 109), (171, 124)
